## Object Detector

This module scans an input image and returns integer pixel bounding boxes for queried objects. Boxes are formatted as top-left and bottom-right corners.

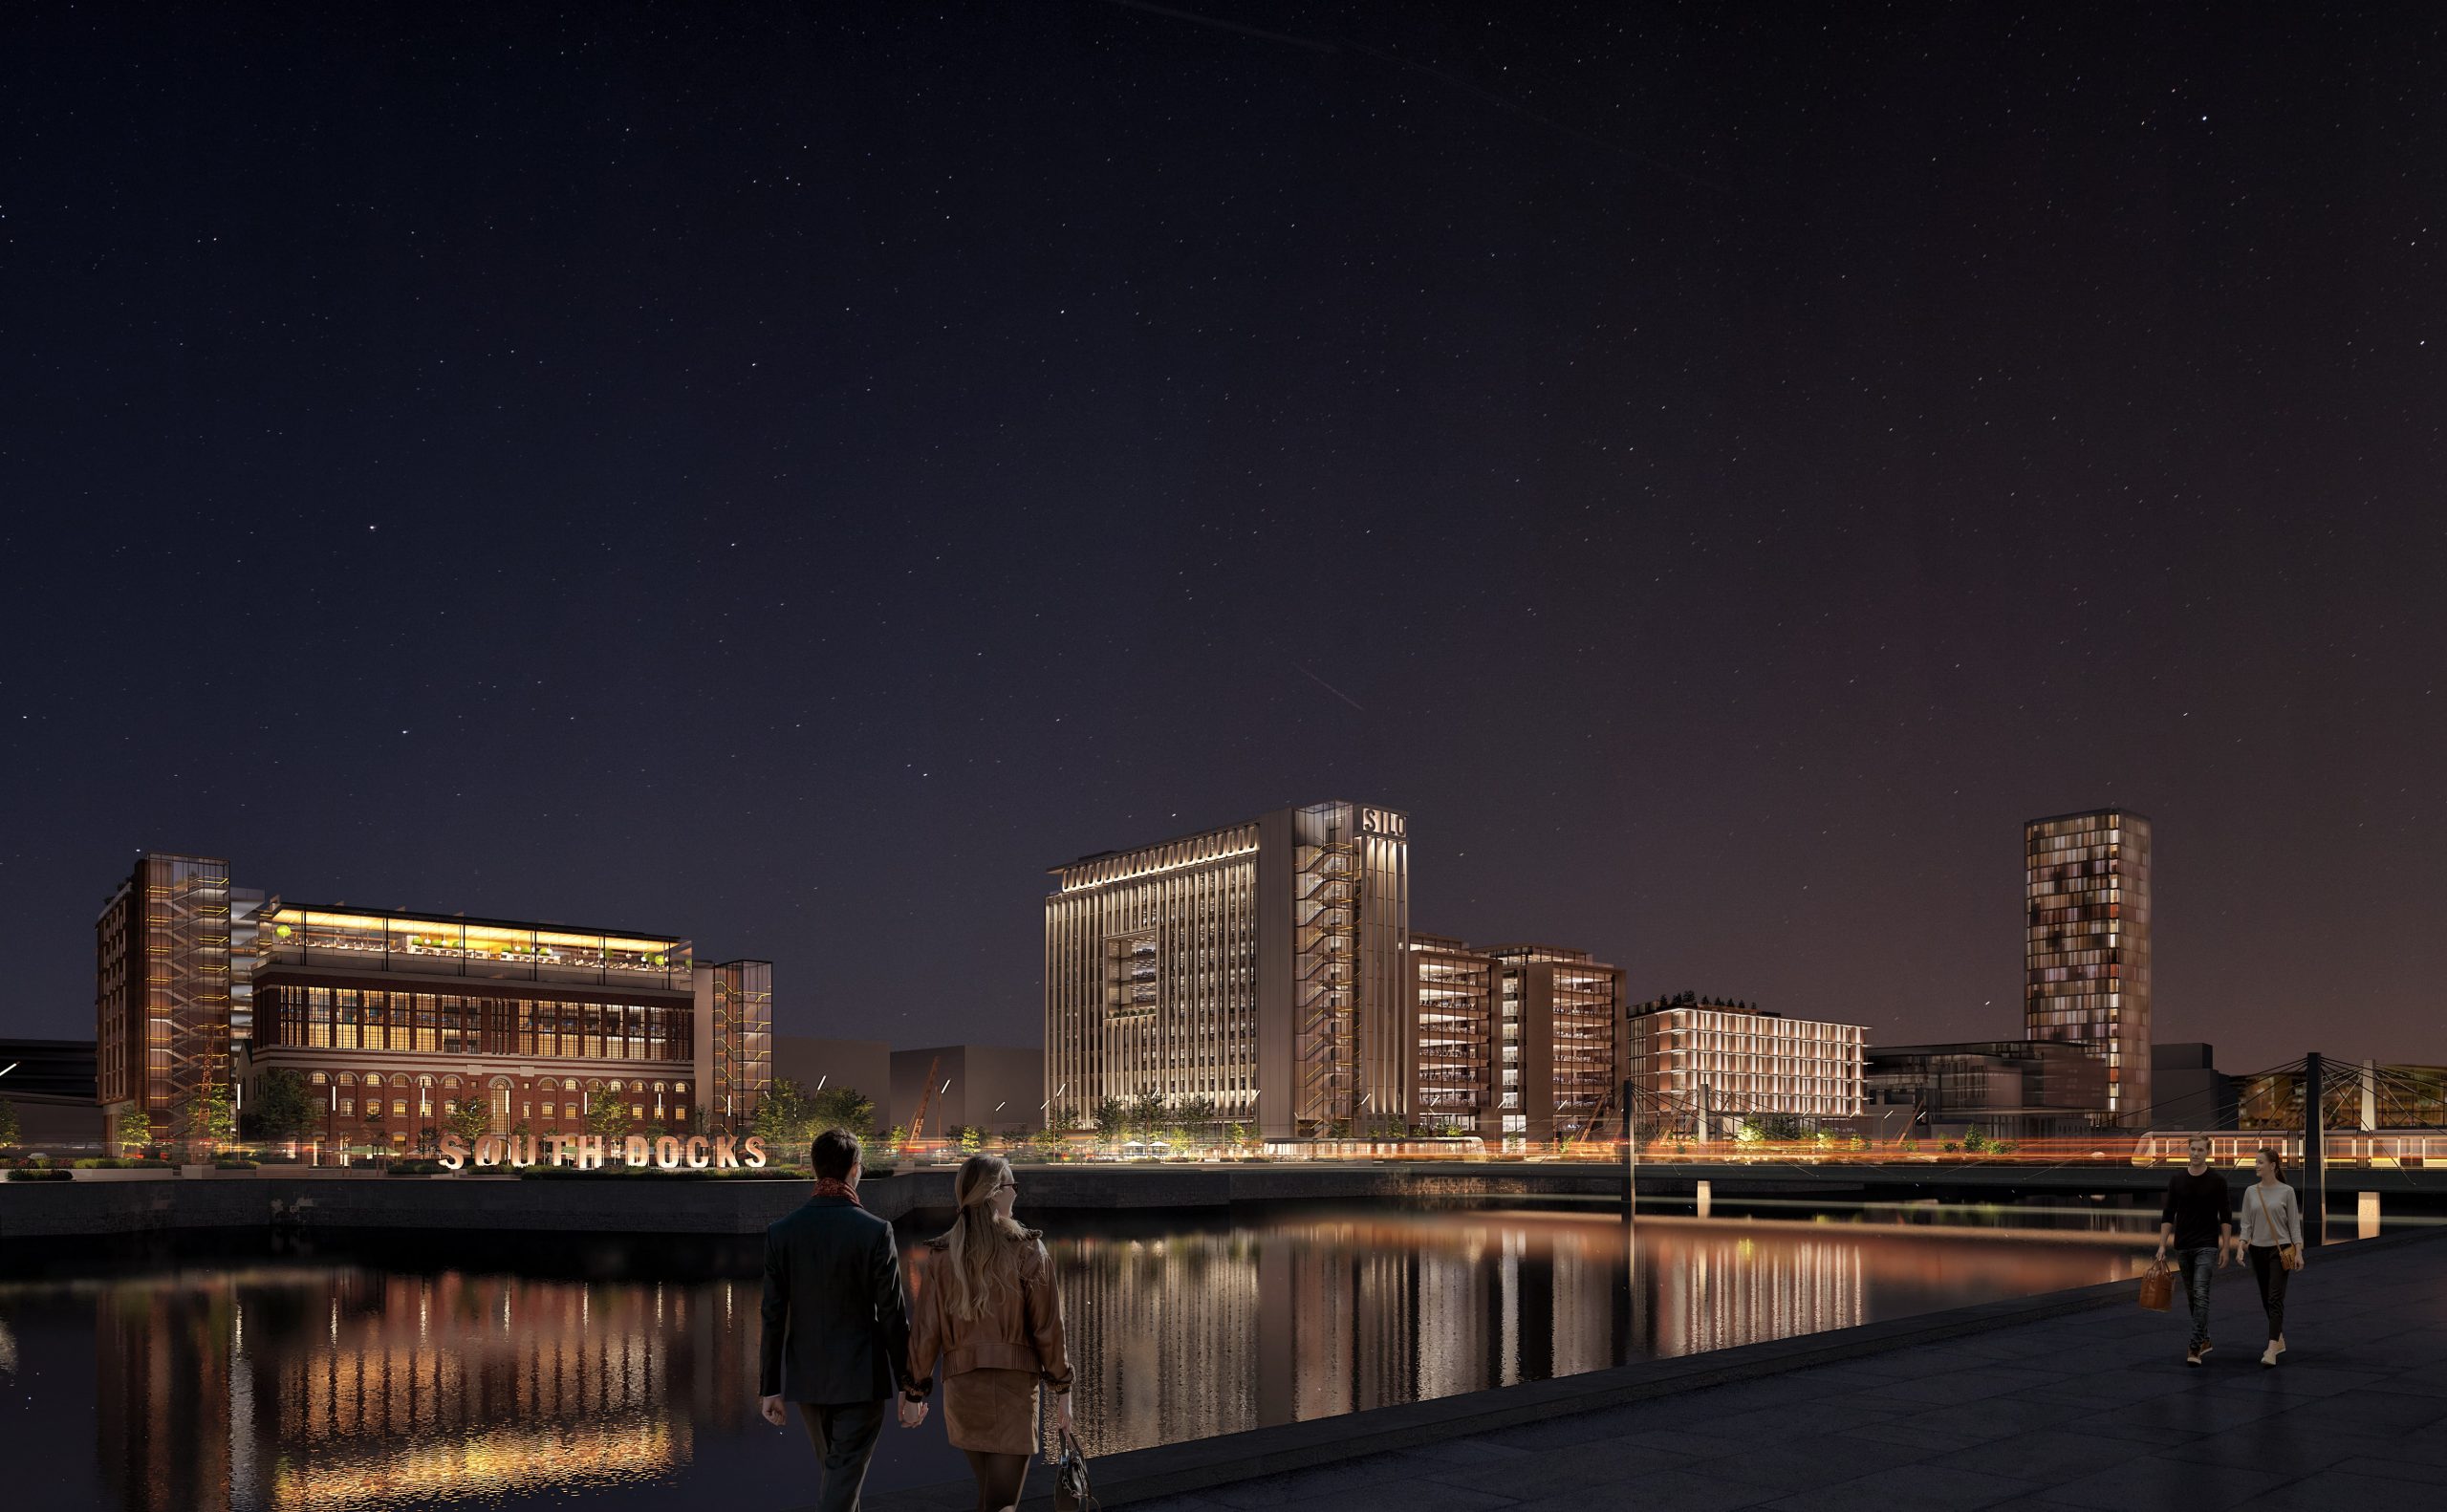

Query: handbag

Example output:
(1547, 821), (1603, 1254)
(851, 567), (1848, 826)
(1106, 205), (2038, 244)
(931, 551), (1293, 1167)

(1051, 1427), (1097, 1512)
(2137, 1259), (2174, 1311)
(2241, 1183), (2300, 1262)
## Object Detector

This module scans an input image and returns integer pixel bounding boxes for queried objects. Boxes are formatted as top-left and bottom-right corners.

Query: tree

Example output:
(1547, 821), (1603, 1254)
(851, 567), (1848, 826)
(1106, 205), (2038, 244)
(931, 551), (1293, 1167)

(0, 1098), (19, 1150)
(445, 1099), (491, 1145)
(1093, 1097), (1127, 1149)
(585, 1088), (631, 1138)
(1180, 1095), (1220, 1145)
(186, 1081), (236, 1153)
(753, 1076), (817, 1151)
(1126, 1089), (1168, 1147)
(955, 1124), (984, 1156)
(807, 1086), (877, 1141)
(250, 1069), (316, 1144)
(118, 1108), (153, 1156)
(1029, 1125), (1063, 1159)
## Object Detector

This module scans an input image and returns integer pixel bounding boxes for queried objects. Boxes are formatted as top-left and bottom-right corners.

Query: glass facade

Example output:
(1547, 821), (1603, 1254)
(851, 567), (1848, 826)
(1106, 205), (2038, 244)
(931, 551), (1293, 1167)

(2025, 810), (2152, 1125)
(1408, 935), (1493, 1134)
(254, 984), (694, 1062)
(705, 959), (774, 1127)
(257, 904), (693, 988)
(94, 853), (234, 1135)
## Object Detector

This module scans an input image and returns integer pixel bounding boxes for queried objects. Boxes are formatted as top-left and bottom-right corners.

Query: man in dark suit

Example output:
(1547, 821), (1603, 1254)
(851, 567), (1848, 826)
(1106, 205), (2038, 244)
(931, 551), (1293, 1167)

(760, 1127), (919, 1512)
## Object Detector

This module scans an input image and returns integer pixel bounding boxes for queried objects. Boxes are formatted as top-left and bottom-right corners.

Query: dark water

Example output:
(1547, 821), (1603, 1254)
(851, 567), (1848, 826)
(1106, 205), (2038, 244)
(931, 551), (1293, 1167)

(0, 1200), (2154, 1511)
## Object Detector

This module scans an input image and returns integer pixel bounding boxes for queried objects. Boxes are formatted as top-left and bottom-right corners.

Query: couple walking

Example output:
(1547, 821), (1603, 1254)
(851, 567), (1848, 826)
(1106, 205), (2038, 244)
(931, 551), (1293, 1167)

(760, 1129), (1074, 1512)
(2157, 1134), (2306, 1368)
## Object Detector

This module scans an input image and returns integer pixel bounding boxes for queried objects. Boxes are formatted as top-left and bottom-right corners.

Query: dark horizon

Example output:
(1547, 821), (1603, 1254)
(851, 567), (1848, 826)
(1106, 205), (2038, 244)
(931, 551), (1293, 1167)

(5, 3), (2443, 1076)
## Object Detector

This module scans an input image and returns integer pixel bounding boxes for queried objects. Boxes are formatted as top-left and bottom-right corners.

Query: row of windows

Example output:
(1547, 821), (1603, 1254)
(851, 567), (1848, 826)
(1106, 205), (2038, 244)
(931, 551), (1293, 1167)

(257, 984), (692, 1062)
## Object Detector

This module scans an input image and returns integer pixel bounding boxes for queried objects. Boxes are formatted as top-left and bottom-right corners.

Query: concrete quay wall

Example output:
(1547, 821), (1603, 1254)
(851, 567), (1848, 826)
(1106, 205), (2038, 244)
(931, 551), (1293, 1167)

(0, 1162), (1635, 1241)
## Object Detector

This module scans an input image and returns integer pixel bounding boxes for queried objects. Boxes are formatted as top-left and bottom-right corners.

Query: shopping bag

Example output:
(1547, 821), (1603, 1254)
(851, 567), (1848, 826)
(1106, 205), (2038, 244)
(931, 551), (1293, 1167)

(2137, 1260), (2174, 1311)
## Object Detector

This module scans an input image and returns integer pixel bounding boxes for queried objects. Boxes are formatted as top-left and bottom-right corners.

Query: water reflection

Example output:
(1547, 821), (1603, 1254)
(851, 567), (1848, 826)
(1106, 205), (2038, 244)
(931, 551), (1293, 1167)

(3, 1206), (2148, 1511)
(88, 1267), (753, 1510)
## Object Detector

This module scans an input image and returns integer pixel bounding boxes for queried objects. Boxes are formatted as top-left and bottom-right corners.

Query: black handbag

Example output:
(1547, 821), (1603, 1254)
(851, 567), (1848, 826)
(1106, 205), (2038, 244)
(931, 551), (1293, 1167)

(1051, 1428), (1097, 1512)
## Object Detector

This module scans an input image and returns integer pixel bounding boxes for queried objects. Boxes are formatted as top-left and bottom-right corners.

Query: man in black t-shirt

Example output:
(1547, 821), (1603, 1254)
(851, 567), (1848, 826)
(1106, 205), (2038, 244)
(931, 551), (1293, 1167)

(2156, 1134), (2235, 1366)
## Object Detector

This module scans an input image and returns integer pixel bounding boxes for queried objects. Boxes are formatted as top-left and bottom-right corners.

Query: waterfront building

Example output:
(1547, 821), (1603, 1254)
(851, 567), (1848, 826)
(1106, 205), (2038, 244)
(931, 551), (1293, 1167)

(1863, 1039), (2108, 1141)
(1623, 996), (1864, 1136)
(95, 852), (771, 1149)
(1406, 933), (1496, 1135)
(1044, 802), (1410, 1138)
(2025, 808), (2152, 1124)
(1485, 944), (1627, 1144)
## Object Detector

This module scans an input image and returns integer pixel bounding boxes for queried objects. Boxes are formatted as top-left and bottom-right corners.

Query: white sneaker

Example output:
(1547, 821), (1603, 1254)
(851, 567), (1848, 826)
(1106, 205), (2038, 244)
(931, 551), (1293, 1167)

(2274, 1336), (2287, 1356)
(2260, 1343), (2279, 1368)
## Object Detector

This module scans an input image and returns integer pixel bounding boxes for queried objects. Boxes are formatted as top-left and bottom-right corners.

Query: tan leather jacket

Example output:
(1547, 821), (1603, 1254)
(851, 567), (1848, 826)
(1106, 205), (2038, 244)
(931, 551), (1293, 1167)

(903, 1229), (1072, 1398)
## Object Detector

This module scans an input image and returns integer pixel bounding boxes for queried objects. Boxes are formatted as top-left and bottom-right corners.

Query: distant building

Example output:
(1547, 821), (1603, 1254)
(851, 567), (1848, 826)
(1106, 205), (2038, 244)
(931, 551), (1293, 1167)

(95, 851), (771, 1150)
(2237, 1061), (2447, 1132)
(2025, 809), (2152, 1125)
(2151, 1043), (2236, 1129)
(1865, 1039), (2109, 1141)
(772, 1035), (893, 1119)
(1044, 802), (1410, 1138)
(1624, 997), (1864, 1136)
(894, 1045), (1046, 1137)
(1399, 937), (1623, 1144)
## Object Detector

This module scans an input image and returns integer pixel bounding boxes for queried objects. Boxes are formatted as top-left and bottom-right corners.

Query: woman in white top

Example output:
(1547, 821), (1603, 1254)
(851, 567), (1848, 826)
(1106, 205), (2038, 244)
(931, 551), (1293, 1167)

(2235, 1146), (2305, 1367)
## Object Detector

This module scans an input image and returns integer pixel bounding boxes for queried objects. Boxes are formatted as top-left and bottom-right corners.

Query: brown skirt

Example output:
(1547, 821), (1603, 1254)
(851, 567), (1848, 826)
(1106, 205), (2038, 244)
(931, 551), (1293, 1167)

(943, 1367), (1040, 1455)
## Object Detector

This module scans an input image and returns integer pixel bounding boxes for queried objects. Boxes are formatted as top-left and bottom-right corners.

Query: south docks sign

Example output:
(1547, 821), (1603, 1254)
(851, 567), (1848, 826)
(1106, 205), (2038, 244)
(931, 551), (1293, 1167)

(437, 1132), (771, 1171)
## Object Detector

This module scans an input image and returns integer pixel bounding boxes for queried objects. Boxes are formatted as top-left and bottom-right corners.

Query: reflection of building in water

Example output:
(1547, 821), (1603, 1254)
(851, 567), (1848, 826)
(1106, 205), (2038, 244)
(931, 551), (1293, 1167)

(1045, 1233), (1265, 1458)
(1637, 1225), (1865, 1358)
(94, 1267), (753, 1512)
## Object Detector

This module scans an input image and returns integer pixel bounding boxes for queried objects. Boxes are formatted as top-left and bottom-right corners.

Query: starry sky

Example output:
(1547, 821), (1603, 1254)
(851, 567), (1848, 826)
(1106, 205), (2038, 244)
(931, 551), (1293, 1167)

(4, 3), (2442, 1079)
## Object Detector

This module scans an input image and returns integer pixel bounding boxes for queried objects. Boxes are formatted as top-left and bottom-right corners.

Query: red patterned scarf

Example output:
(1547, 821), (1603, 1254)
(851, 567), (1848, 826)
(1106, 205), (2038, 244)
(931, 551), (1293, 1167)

(813, 1177), (861, 1206)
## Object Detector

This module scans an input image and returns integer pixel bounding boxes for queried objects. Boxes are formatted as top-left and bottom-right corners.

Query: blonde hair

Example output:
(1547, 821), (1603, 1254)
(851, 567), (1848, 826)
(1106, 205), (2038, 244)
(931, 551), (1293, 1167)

(936, 1154), (1029, 1322)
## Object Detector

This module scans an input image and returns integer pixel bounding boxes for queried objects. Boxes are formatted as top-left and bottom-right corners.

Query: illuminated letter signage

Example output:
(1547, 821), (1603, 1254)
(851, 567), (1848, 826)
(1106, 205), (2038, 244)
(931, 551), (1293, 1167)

(436, 1130), (768, 1173)
(1358, 807), (1406, 839)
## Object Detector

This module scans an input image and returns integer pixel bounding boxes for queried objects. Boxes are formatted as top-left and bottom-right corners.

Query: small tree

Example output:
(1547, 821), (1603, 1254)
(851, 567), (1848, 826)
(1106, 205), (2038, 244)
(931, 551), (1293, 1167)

(0, 1098), (19, 1151)
(884, 1123), (910, 1153)
(118, 1108), (154, 1156)
(586, 1089), (631, 1139)
(1093, 1097), (1127, 1151)
(250, 1069), (315, 1144)
(185, 1081), (237, 1156)
(807, 1086), (877, 1141)
(754, 1077), (817, 1151)
(955, 1124), (984, 1156)
(445, 1100), (491, 1145)
(1029, 1125), (1063, 1159)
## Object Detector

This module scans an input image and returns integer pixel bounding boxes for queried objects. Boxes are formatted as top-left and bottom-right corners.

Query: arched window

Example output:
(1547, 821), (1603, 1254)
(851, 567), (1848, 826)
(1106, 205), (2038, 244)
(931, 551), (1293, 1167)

(586, 1079), (603, 1092)
(444, 1075), (461, 1090)
(652, 1081), (667, 1093)
(564, 1078), (580, 1092)
(311, 1071), (328, 1087)
(607, 1080), (623, 1093)
(338, 1072), (357, 1087)
(418, 1074), (435, 1089)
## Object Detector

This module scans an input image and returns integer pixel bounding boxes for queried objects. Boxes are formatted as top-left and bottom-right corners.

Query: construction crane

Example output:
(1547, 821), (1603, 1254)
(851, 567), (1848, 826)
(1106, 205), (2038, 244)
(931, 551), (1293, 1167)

(903, 1056), (943, 1155)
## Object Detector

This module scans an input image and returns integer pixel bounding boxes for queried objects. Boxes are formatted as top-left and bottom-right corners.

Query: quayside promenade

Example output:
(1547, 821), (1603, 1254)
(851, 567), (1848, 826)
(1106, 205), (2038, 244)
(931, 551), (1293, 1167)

(859, 1227), (2447, 1512)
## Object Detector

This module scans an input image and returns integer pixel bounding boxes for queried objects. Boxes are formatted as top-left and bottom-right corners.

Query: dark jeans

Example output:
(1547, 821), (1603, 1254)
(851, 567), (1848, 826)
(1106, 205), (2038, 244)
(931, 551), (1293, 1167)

(2248, 1244), (2290, 1343)
(797, 1398), (887, 1512)
(2175, 1246), (2219, 1349)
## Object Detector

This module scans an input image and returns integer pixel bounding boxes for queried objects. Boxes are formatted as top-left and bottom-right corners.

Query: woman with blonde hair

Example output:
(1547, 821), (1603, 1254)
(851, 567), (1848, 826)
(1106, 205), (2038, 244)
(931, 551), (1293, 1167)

(900, 1154), (1074, 1512)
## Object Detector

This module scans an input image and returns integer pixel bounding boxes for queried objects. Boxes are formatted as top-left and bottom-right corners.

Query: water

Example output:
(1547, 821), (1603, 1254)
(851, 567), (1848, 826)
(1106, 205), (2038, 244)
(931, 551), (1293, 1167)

(0, 1199), (2155, 1511)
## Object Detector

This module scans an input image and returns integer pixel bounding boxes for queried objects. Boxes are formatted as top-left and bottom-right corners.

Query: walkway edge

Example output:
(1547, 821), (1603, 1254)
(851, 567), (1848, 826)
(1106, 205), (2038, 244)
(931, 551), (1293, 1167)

(849, 1225), (2446, 1512)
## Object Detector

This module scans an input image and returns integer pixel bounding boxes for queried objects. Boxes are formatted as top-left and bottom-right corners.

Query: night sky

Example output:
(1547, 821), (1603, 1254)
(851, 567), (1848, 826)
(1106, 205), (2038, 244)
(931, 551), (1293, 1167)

(5, 4), (2442, 1076)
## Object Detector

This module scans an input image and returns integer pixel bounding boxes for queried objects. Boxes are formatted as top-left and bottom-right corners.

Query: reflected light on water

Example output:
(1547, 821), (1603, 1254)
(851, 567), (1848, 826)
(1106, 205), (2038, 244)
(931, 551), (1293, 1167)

(0, 1206), (2151, 1511)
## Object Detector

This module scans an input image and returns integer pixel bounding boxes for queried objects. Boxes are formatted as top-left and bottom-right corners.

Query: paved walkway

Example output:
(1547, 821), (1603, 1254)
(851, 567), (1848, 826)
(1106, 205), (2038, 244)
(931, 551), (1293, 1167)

(1131, 1232), (2447, 1512)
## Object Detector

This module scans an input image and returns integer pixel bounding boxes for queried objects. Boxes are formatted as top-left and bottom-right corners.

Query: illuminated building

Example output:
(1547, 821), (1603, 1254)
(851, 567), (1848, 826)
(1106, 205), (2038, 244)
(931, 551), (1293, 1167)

(1044, 802), (1410, 1138)
(2025, 808), (2152, 1124)
(95, 852), (771, 1148)
(1623, 996), (1864, 1135)
(1863, 1039), (2107, 1140)
(1405, 933), (1495, 1135)
(1485, 944), (1626, 1144)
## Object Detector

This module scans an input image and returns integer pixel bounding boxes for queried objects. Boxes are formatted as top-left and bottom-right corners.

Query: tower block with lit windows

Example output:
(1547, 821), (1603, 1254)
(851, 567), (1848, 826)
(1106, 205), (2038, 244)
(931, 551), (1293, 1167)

(2024, 809), (2152, 1126)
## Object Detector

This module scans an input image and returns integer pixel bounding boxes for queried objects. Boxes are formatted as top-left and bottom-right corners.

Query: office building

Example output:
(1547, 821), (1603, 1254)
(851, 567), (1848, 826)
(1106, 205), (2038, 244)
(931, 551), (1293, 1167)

(1484, 944), (1626, 1144)
(1864, 1039), (2108, 1141)
(1623, 996), (1864, 1135)
(1045, 801), (1410, 1138)
(2152, 1043), (2236, 1130)
(1406, 933), (1496, 1135)
(2025, 809), (2152, 1124)
(96, 852), (771, 1149)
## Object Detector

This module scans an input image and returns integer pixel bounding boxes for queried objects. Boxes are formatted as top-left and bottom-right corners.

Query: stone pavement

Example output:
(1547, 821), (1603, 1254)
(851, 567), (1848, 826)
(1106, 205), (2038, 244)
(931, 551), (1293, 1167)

(1126, 1231), (2447, 1512)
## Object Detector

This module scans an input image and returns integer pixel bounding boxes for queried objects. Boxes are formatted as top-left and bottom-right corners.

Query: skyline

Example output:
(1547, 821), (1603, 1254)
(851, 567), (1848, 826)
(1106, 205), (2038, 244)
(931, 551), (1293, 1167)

(4, 5), (2443, 1072)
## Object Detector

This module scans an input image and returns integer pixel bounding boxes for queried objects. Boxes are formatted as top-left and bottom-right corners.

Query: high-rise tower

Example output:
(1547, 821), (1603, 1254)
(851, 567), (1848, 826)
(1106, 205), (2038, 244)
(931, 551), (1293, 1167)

(2025, 809), (2152, 1124)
